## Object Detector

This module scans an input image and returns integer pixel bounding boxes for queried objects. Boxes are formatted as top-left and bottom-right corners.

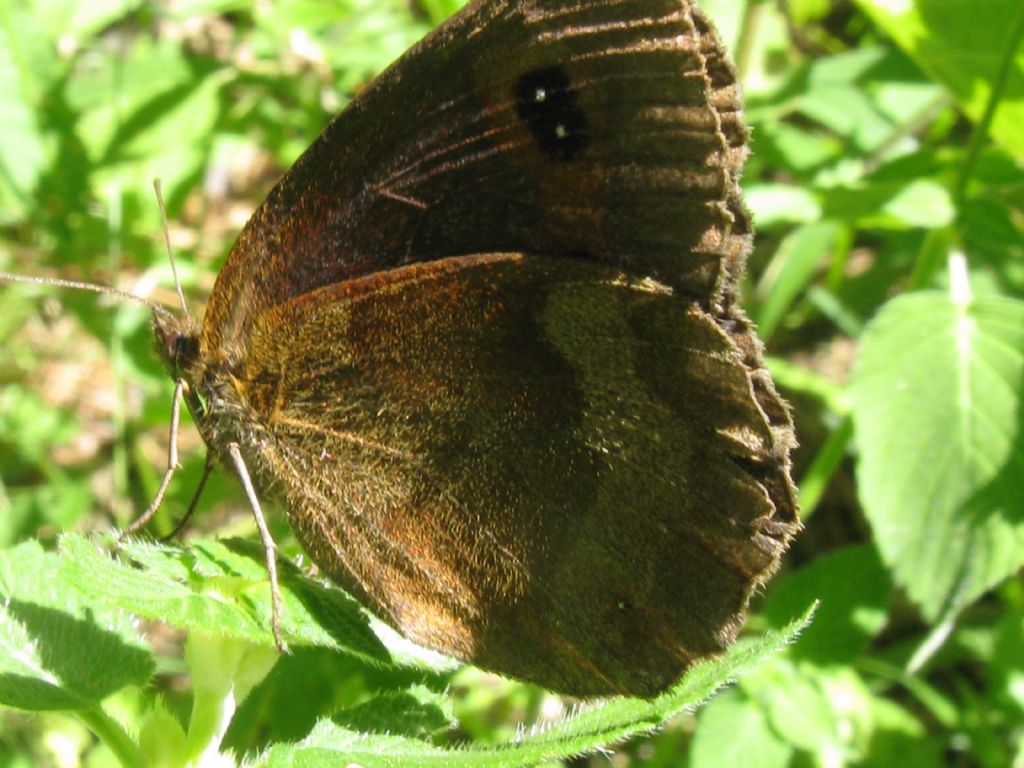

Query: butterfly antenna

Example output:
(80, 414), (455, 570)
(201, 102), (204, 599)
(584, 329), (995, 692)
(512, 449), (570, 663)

(0, 271), (177, 325)
(152, 178), (190, 318)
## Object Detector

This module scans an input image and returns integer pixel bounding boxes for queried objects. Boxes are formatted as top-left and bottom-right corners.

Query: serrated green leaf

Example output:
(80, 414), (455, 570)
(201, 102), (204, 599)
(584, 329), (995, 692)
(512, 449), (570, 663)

(251, 608), (812, 767)
(334, 685), (454, 739)
(64, 534), (393, 666)
(849, 291), (1024, 619)
(224, 645), (444, 754)
(0, 540), (154, 711)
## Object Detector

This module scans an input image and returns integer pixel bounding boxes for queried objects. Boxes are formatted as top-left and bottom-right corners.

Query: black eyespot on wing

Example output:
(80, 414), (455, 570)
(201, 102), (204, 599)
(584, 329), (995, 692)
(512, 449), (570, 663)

(514, 66), (588, 161)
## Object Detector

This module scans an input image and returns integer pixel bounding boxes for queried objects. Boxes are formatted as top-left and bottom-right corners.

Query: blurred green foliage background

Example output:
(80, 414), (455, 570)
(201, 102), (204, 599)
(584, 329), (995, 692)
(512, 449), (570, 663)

(1, 0), (1023, 765)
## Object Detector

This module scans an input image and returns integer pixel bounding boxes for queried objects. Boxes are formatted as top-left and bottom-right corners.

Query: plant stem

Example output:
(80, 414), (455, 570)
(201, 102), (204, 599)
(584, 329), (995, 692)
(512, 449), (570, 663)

(78, 705), (145, 768)
(733, 0), (762, 86)
(906, 613), (956, 676)
(797, 415), (853, 520)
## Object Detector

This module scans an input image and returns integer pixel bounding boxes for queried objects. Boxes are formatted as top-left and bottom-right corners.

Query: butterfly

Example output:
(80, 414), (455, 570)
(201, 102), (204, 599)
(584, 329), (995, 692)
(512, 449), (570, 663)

(149, 0), (798, 697)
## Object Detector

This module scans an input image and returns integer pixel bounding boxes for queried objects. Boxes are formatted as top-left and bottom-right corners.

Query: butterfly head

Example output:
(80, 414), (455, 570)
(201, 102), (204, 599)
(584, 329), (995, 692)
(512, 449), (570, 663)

(153, 310), (202, 384)
(151, 309), (220, 430)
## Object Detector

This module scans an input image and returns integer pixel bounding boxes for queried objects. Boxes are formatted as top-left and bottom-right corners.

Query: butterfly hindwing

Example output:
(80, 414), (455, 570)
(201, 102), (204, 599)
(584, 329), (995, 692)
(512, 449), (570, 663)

(230, 253), (793, 695)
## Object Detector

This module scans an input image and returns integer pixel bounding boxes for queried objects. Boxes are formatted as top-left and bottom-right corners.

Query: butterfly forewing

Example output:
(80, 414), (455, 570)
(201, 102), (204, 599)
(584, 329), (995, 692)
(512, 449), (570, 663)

(202, 0), (748, 353)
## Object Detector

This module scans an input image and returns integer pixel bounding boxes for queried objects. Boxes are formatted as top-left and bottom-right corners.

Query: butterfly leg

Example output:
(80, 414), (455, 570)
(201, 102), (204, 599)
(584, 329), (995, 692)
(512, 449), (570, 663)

(227, 442), (288, 653)
(161, 458), (213, 541)
(122, 377), (186, 537)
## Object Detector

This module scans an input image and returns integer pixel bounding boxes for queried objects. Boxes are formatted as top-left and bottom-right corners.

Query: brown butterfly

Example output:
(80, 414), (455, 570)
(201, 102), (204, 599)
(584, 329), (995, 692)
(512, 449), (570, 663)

(146, 0), (799, 698)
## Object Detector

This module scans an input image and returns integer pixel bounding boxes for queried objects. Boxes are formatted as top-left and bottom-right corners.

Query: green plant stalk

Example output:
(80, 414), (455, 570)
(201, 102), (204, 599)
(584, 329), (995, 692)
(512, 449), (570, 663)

(865, 91), (954, 173)
(908, 227), (954, 292)
(733, 0), (762, 86)
(796, 414), (852, 520)
(78, 704), (146, 768)
(105, 180), (133, 526)
(806, 286), (862, 338)
(185, 685), (238, 766)
(182, 633), (278, 764)
(858, 657), (959, 730)
(905, 613), (957, 675)
(822, 223), (853, 294)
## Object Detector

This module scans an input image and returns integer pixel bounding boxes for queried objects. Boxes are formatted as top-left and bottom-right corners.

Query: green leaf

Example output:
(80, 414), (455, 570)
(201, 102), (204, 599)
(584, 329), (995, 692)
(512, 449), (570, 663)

(0, 385), (80, 468)
(334, 685), (454, 739)
(253, 1), (437, 95)
(0, 5), (51, 221)
(751, 122), (840, 174)
(0, 540), (154, 711)
(69, 37), (193, 160)
(35, 0), (141, 40)
(822, 179), (954, 229)
(690, 690), (793, 768)
(861, 696), (944, 767)
(253, 609), (812, 767)
(102, 70), (226, 200)
(991, 607), (1024, 717)
(854, 0), (1024, 160)
(739, 661), (876, 762)
(64, 535), (393, 666)
(849, 290), (1024, 620)
(763, 544), (890, 664)
(751, 662), (842, 754)
(754, 220), (842, 339)
(798, 77), (895, 155)
(224, 645), (447, 754)
(745, 183), (822, 228)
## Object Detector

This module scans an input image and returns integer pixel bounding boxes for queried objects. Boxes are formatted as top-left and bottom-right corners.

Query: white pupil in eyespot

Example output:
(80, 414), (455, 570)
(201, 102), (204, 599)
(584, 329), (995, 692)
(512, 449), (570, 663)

(534, 87), (546, 102)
